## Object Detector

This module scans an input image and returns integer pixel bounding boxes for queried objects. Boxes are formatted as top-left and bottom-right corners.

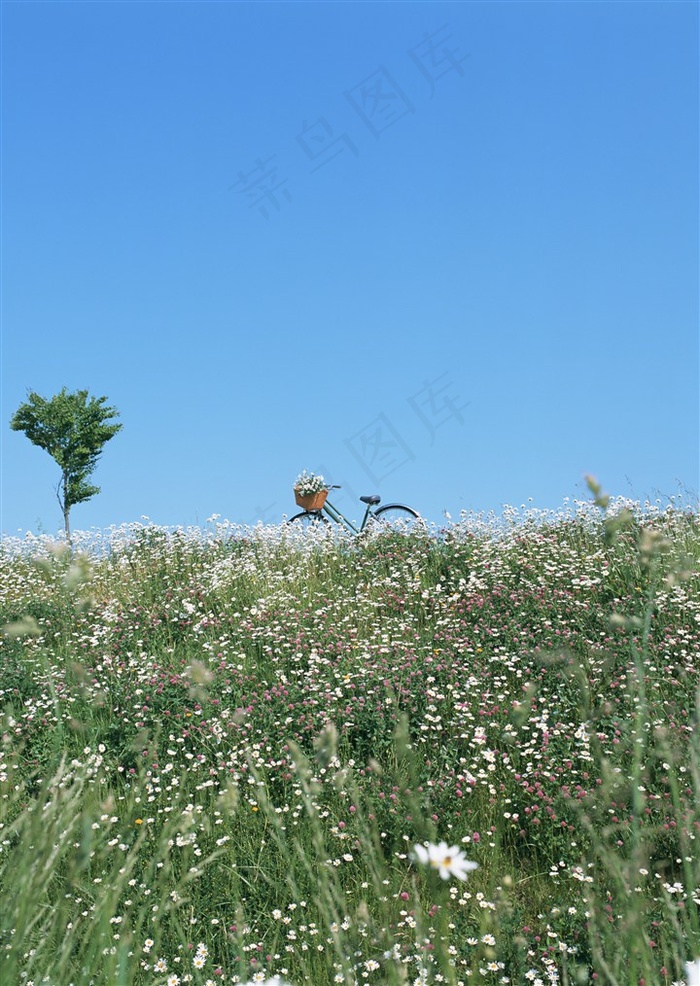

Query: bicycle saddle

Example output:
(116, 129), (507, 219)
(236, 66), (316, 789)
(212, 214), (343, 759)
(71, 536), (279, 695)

(360, 495), (381, 505)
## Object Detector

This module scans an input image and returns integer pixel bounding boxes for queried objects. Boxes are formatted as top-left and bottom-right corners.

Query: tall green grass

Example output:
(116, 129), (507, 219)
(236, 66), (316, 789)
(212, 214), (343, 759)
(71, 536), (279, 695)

(0, 493), (698, 984)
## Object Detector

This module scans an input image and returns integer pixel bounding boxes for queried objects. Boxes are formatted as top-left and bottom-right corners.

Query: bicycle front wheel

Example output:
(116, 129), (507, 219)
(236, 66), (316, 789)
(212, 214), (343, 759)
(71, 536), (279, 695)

(370, 503), (423, 533)
(287, 511), (330, 530)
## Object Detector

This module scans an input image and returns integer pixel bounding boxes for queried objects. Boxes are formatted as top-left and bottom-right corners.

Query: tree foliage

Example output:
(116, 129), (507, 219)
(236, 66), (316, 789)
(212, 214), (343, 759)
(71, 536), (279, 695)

(10, 388), (122, 540)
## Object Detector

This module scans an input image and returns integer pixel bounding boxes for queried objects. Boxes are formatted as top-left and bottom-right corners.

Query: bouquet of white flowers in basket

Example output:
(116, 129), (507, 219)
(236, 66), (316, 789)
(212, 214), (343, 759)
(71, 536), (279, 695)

(293, 471), (329, 509)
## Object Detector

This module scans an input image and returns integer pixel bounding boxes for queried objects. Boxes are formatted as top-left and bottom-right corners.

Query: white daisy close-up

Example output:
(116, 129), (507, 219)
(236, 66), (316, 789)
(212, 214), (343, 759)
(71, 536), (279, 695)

(412, 841), (478, 881)
(686, 959), (700, 986)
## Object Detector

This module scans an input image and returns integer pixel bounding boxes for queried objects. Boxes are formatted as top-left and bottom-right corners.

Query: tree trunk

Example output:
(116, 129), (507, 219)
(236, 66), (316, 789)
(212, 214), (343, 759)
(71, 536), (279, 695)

(61, 470), (72, 545)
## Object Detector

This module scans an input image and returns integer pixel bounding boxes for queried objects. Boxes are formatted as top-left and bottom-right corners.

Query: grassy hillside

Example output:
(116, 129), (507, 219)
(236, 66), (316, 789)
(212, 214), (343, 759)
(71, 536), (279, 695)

(1, 494), (699, 985)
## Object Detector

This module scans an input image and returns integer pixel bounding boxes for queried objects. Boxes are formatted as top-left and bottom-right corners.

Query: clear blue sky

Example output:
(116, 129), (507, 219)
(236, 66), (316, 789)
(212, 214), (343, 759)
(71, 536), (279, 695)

(1, 0), (698, 536)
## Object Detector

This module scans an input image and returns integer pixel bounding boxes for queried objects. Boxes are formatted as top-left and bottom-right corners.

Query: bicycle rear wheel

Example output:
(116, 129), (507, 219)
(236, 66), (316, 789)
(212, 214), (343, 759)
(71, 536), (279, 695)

(369, 503), (423, 533)
(288, 511), (330, 530)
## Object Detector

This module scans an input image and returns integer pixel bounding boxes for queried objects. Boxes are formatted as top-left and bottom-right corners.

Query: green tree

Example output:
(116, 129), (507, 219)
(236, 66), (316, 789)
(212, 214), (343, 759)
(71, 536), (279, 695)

(10, 388), (122, 542)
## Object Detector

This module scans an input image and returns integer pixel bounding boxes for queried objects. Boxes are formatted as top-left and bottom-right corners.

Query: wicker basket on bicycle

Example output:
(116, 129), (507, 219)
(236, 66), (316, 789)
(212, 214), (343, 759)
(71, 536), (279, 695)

(294, 488), (329, 511)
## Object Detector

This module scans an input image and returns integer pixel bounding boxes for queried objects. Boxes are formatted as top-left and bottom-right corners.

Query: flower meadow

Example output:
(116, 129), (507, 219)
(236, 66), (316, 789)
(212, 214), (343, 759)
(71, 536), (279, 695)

(1, 492), (699, 986)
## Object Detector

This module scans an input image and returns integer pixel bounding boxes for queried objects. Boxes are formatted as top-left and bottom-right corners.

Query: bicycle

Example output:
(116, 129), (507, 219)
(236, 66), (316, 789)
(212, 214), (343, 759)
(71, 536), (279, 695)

(287, 485), (422, 534)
